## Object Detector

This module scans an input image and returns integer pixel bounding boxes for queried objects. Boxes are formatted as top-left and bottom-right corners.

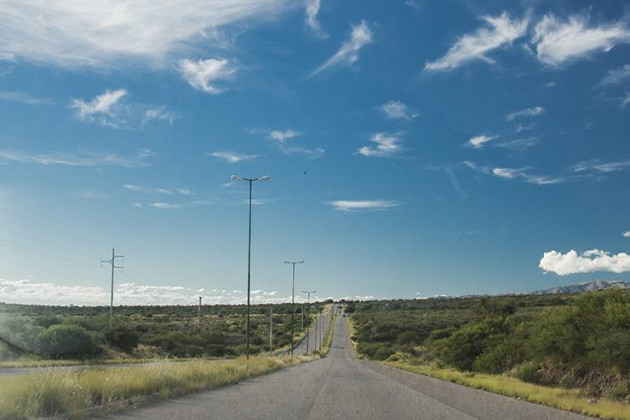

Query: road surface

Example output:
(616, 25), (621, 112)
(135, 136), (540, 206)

(106, 317), (592, 420)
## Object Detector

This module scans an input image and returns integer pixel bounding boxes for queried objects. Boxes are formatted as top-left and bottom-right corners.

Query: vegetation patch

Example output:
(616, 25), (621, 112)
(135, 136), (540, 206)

(385, 361), (629, 420)
(0, 356), (303, 420)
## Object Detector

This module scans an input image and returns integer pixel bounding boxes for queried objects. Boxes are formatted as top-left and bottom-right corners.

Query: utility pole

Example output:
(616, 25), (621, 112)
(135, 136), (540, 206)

(198, 296), (202, 331)
(269, 307), (273, 352)
(302, 290), (315, 354)
(101, 248), (123, 329)
(301, 306), (304, 332)
(284, 260), (303, 356)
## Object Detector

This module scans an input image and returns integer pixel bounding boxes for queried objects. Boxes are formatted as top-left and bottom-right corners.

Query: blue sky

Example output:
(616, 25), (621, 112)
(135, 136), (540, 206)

(0, 0), (629, 305)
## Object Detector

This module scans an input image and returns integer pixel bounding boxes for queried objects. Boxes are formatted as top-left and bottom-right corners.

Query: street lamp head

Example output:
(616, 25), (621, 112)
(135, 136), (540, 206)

(258, 175), (271, 182)
(230, 175), (243, 181)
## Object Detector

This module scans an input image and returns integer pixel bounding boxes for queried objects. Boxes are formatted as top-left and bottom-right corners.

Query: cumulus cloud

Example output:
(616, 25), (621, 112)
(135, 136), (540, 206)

(269, 129), (299, 143)
(379, 100), (419, 120)
(209, 151), (258, 163)
(179, 58), (236, 94)
(539, 249), (630, 275)
(532, 14), (630, 67)
(0, 149), (148, 168)
(425, 12), (528, 71)
(0, 278), (291, 306)
(623, 231), (630, 238)
(329, 200), (400, 212)
(312, 20), (373, 75)
(357, 133), (402, 157)
(0, 0), (293, 69)
(505, 106), (544, 121)
(305, 0), (327, 38)
(467, 135), (496, 149)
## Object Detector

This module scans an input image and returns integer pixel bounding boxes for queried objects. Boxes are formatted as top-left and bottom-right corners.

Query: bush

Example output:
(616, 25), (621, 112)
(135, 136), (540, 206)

(357, 342), (394, 360)
(396, 330), (421, 346)
(105, 325), (140, 352)
(38, 324), (98, 358)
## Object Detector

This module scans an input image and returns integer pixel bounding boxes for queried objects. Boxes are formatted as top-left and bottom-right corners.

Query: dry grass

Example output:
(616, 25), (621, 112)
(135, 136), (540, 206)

(0, 356), (301, 419)
(386, 361), (630, 420)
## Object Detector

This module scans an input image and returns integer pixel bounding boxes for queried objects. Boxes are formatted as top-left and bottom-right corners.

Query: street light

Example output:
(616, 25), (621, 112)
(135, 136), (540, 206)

(232, 174), (271, 359)
(302, 289), (316, 354)
(285, 260), (304, 357)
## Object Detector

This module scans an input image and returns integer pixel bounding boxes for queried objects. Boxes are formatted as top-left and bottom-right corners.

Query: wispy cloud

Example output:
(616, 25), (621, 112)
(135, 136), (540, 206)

(123, 184), (191, 195)
(571, 159), (630, 173)
(269, 129), (299, 143)
(0, 91), (54, 105)
(279, 146), (325, 159)
(179, 58), (236, 94)
(506, 106), (544, 121)
(357, 132), (402, 157)
(379, 100), (419, 120)
(0, 0), (293, 69)
(0, 150), (148, 168)
(70, 89), (173, 128)
(467, 135), (496, 149)
(312, 20), (373, 75)
(329, 200), (400, 212)
(623, 231), (630, 238)
(209, 151), (258, 163)
(305, 0), (327, 38)
(598, 64), (630, 87)
(496, 137), (538, 151)
(492, 166), (564, 185)
(539, 249), (630, 275)
(532, 14), (630, 67)
(70, 89), (127, 126)
(151, 202), (184, 209)
(425, 12), (528, 71)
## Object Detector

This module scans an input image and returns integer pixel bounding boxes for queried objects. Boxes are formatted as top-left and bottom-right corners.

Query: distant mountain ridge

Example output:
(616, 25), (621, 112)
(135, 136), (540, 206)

(532, 280), (630, 295)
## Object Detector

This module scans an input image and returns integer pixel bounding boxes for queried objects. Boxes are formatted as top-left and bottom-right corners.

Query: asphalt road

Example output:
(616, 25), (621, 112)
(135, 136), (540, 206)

(105, 317), (593, 420)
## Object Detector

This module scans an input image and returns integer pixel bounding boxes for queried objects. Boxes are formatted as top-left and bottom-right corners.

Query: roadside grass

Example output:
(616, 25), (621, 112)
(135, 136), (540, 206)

(314, 315), (336, 357)
(0, 357), (200, 369)
(0, 356), (303, 420)
(385, 361), (630, 420)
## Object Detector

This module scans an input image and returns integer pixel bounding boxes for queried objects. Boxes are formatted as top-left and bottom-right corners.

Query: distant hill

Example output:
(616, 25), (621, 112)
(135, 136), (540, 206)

(532, 280), (630, 295)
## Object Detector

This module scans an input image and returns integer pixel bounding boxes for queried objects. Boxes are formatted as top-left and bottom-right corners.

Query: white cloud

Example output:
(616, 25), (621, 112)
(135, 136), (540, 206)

(0, 0), (293, 69)
(312, 20), (373, 75)
(177, 188), (191, 196)
(532, 14), (630, 67)
(151, 202), (184, 209)
(305, 0), (327, 38)
(492, 166), (564, 185)
(269, 129), (299, 143)
(539, 249), (630, 275)
(497, 137), (538, 151)
(209, 151), (258, 163)
(179, 58), (236, 94)
(599, 64), (630, 87)
(0, 150), (148, 168)
(70, 89), (127, 126)
(425, 12), (528, 71)
(0, 91), (54, 105)
(572, 159), (630, 173)
(379, 100), (419, 120)
(0, 278), (289, 306)
(467, 135), (496, 149)
(623, 92), (630, 107)
(330, 200), (400, 212)
(123, 184), (190, 195)
(357, 132), (402, 157)
(623, 231), (630, 238)
(506, 106), (544, 121)
(278, 146), (325, 159)
(143, 107), (175, 126)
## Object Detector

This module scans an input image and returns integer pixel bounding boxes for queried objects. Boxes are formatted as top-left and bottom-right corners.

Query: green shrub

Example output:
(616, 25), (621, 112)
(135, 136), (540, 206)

(105, 325), (140, 352)
(38, 324), (98, 358)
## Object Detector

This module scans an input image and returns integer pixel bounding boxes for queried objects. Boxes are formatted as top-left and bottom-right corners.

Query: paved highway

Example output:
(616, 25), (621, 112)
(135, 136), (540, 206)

(106, 316), (592, 420)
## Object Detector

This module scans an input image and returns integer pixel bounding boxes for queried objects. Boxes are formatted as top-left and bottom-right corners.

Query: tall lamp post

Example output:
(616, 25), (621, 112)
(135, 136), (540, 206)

(284, 260), (304, 356)
(231, 174), (271, 359)
(302, 289), (316, 354)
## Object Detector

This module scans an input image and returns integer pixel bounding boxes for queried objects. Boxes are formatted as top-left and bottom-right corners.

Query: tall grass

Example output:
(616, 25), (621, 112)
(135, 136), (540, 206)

(386, 361), (630, 420)
(0, 356), (299, 419)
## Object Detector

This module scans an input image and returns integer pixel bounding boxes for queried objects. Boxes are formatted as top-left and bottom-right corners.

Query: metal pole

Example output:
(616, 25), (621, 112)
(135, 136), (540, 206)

(246, 179), (252, 359)
(291, 264), (295, 355)
(198, 296), (202, 331)
(269, 307), (273, 352)
(109, 248), (114, 328)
